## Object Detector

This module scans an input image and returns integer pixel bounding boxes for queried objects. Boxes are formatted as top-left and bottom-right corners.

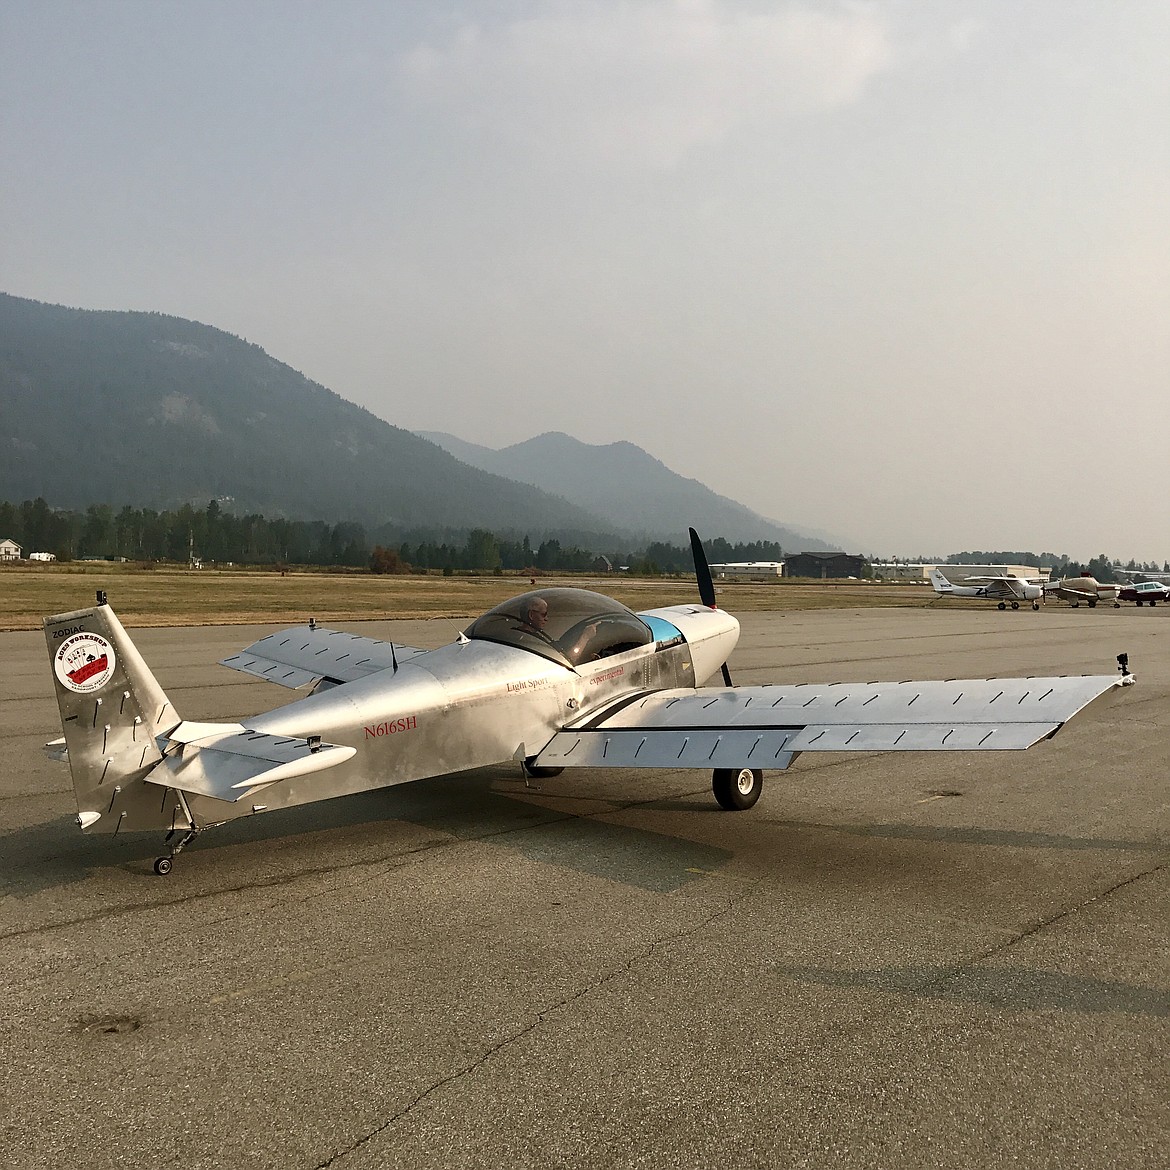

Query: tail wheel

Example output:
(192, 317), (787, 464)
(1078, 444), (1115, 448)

(712, 767), (763, 810)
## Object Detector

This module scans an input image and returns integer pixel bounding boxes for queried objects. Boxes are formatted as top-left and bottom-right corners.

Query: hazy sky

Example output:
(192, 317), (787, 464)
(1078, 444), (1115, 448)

(3, 1), (1167, 562)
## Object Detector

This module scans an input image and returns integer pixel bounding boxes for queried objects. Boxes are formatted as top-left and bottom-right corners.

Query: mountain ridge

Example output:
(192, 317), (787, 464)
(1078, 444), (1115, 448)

(0, 293), (614, 539)
(1, 292), (839, 549)
(417, 430), (839, 551)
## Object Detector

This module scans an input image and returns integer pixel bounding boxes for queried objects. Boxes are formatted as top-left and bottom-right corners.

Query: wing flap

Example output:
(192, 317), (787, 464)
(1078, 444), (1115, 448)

(147, 723), (356, 802)
(220, 626), (428, 689)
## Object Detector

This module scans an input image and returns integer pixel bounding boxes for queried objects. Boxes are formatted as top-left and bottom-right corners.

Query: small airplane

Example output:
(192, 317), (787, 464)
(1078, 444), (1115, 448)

(1117, 579), (1170, 606)
(1043, 576), (1121, 608)
(43, 531), (1134, 874)
(929, 568), (1044, 610)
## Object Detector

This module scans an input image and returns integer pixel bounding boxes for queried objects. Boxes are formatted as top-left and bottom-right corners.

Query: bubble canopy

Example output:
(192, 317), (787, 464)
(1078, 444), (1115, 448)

(464, 588), (655, 668)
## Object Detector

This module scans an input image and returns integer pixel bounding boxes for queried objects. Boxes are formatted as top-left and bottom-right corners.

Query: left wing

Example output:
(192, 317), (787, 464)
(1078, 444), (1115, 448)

(220, 625), (429, 690)
(532, 675), (1127, 771)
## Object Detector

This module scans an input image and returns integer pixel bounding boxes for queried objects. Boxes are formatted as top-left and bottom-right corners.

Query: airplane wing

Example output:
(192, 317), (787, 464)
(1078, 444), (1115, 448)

(962, 576), (1025, 599)
(532, 675), (1126, 772)
(1054, 586), (1098, 602)
(220, 626), (430, 690)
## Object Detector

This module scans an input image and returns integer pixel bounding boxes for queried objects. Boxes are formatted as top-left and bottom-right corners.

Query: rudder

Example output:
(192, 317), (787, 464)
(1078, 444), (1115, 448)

(44, 598), (183, 834)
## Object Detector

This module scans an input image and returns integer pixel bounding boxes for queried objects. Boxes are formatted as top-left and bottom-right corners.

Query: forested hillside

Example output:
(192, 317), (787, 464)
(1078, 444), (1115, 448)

(0, 294), (611, 539)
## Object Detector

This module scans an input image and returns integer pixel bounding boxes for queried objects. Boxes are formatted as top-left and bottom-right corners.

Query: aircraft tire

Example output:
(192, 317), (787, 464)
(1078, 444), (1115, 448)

(712, 767), (763, 811)
(522, 758), (564, 779)
(997, 602), (1006, 610)
(1136, 600), (1143, 606)
(1011, 602), (1019, 610)
(1151, 601), (1157, 607)
(1032, 602), (1040, 610)
(1089, 598), (1097, 608)
(153, 856), (173, 876)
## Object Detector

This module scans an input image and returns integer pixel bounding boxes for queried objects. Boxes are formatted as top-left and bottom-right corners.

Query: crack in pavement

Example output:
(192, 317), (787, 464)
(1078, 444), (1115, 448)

(910, 860), (1167, 998)
(312, 891), (747, 1169)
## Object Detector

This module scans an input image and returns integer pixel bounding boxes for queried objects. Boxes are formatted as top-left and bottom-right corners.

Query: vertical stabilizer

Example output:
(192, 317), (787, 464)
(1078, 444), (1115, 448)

(929, 569), (955, 594)
(44, 600), (183, 834)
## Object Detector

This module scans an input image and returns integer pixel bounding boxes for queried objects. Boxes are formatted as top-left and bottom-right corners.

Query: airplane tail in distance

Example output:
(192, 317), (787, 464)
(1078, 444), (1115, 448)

(929, 569), (954, 594)
(44, 597), (181, 833)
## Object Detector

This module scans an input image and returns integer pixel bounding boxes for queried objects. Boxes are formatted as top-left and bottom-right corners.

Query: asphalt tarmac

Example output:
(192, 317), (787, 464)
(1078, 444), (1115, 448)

(1, 605), (1166, 1169)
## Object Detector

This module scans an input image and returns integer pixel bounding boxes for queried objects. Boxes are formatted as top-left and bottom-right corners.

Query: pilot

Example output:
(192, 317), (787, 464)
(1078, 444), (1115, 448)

(517, 597), (554, 641)
(516, 596), (599, 661)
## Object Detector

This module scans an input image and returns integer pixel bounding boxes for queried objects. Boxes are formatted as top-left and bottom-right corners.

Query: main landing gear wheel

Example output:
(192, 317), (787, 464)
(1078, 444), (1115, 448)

(523, 758), (564, 779)
(1088, 598), (1097, 608)
(153, 856), (173, 876)
(997, 602), (1006, 610)
(1032, 601), (1040, 610)
(1011, 601), (1020, 610)
(712, 767), (763, 811)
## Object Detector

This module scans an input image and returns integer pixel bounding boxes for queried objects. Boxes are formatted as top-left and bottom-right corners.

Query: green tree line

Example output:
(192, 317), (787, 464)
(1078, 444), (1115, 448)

(1, 498), (788, 574)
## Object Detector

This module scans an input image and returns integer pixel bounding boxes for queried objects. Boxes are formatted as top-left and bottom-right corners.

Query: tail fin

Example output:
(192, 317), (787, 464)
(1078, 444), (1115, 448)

(44, 598), (181, 834)
(929, 568), (954, 594)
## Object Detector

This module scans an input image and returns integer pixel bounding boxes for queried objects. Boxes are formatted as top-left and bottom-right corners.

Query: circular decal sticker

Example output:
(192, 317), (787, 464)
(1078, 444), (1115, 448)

(54, 632), (117, 694)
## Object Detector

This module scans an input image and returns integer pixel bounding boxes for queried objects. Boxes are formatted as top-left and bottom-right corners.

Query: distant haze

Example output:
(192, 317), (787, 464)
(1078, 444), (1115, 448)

(3, 2), (1166, 563)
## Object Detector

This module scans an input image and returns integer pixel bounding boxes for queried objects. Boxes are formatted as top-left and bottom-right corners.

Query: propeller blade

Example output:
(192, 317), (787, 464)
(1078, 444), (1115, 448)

(689, 527), (717, 609)
(689, 527), (735, 687)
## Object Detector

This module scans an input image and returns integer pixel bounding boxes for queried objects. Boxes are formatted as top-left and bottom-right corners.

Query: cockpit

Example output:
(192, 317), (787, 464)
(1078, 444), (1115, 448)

(464, 588), (655, 669)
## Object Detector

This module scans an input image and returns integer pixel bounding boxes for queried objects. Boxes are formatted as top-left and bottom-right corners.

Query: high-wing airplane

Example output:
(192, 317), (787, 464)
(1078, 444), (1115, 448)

(1044, 576), (1122, 608)
(43, 532), (1134, 874)
(929, 568), (1044, 610)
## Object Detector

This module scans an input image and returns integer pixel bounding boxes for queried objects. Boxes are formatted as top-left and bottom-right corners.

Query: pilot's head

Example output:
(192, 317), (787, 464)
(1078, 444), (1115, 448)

(526, 598), (549, 630)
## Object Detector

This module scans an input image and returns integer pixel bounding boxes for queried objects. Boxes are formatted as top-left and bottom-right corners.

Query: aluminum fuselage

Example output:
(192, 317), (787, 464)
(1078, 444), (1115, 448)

(176, 603), (738, 830)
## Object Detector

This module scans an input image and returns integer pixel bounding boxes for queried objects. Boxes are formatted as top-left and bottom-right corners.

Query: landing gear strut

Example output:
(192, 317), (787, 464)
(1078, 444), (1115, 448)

(154, 828), (198, 876)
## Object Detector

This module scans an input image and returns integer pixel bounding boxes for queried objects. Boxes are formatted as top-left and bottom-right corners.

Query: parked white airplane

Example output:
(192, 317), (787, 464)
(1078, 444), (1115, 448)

(929, 568), (1044, 610)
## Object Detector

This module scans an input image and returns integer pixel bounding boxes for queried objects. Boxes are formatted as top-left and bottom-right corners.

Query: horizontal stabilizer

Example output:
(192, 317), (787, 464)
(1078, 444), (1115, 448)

(220, 626), (428, 689)
(148, 722), (356, 802)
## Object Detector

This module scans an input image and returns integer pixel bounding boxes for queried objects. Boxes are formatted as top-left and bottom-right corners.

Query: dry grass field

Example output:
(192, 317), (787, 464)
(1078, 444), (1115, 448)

(0, 563), (936, 630)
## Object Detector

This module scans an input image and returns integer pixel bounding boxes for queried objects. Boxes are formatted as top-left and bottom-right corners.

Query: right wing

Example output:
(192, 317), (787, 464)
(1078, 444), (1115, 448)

(220, 626), (429, 690)
(532, 675), (1128, 772)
